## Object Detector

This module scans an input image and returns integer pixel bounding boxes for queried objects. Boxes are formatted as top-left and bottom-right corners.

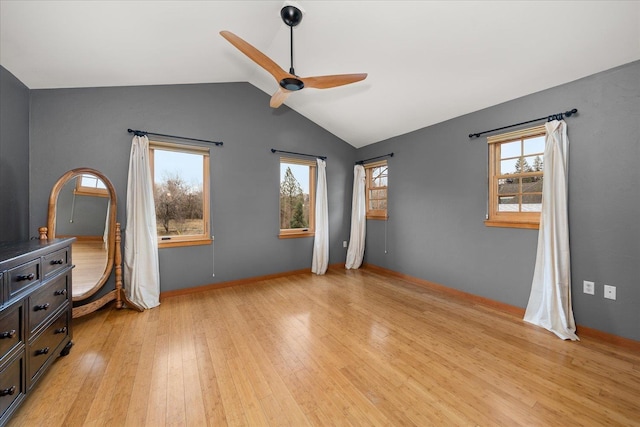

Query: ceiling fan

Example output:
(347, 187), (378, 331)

(220, 4), (368, 108)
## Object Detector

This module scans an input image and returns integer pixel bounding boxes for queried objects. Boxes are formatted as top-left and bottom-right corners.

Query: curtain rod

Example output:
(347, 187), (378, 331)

(127, 128), (223, 146)
(468, 108), (578, 139)
(271, 148), (326, 160)
(355, 152), (394, 165)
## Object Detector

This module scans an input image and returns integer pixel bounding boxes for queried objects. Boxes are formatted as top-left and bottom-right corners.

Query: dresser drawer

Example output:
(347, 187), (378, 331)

(28, 312), (69, 383)
(7, 260), (41, 300)
(0, 304), (22, 362)
(28, 274), (69, 334)
(0, 353), (25, 422)
(42, 247), (70, 278)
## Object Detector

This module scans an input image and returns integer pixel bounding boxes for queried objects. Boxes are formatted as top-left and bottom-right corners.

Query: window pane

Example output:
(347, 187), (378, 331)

(372, 166), (388, 187)
(80, 175), (98, 188)
(522, 175), (543, 190)
(280, 163), (310, 229)
(79, 174), (107, 189)
(522, 176), (543, 212)
(498, 178), (519, 195)
(522, 194), (542, 212)
(500, 141), (521, 159)
(154, 149), (205, 237)
(371, 189), (386, 200)
(498, 195), (519, 212)
(500, 158), (518, 175)
(528, 154), (544, 172)
(523, 136), (545, 156)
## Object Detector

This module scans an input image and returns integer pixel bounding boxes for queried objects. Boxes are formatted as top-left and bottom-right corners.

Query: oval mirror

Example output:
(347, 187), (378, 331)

(47, 168), (117, 301)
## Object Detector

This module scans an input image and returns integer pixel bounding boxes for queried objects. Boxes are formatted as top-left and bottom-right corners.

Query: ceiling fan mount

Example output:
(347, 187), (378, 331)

(280, 5), (303, 28)
(220, 4), (367, 108)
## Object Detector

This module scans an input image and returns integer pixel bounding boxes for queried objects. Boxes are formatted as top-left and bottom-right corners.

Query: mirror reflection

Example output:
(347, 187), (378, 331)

(55, 173), (110, 297)
(47, 168), (117, 303)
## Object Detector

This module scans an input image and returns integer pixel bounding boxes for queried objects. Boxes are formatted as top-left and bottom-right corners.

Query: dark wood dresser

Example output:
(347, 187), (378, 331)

(0, 238), (74, 426)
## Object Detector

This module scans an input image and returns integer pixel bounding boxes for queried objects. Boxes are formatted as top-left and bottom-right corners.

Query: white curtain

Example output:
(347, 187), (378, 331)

(103, 202), (110, 249)
(345, 165), (366, 269)
(312, 158), (329, 275)
(524, 120), (578, 340)
(124, 135), (160, 309)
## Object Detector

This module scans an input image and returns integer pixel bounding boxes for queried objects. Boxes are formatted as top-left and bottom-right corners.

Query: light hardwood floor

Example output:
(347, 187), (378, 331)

(10, 268), (640, 426)
(72, 240), (108, 295)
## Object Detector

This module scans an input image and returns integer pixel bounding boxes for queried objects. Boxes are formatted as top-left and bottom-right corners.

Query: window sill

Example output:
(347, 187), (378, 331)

(158, 237), (213, 248)
(484, 219), (539, 230)
(279, 230), (315, 239)
(366, 215), (388, 221)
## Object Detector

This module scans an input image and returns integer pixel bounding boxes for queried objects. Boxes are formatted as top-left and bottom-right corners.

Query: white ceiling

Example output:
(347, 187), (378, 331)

(1, 1), (639, 148)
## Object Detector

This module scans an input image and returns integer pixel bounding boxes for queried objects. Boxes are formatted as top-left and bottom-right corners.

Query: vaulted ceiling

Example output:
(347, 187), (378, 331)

(1, 1), (638, 147)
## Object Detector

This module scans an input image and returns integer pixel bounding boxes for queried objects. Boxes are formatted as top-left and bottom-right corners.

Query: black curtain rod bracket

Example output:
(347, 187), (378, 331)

(271, 148), (326, 161)
(355, 152), (394, 165)
(468, 108), (578, 139)
(127, 128), (223, 146)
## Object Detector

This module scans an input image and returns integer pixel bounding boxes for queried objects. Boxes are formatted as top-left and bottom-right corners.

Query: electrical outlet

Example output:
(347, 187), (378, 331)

(583, 280), (595, 295)
(604, 285), (616, 300)
(343, 240), (348, 248)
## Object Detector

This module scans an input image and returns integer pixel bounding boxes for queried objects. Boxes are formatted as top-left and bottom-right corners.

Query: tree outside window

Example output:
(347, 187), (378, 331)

(150, 141), (211, 247)
(279, 158), (315, 238)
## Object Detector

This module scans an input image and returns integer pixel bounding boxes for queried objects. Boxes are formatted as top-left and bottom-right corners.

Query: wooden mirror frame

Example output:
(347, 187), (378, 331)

(48, 168), (116, 301)
(42, 167), (143, 317)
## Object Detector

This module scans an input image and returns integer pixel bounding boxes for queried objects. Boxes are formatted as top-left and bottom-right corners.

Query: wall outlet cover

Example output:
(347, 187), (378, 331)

(583, 280), (595, 295)
(604, 284), (616, 300)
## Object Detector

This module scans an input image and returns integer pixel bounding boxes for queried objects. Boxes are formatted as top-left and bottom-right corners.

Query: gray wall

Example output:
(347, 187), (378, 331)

(5, 60), (638, 341)
(28, 83), (355, 292)
(356, 61), (640, 341)
(55, 180), (109, 236)
(0, 66), (30, 241)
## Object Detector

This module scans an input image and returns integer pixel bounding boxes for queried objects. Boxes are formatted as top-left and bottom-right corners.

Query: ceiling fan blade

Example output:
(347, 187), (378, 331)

(270, 87), (292, 108)
(302, 73), (368, 89)
(220, 31), (290, 82)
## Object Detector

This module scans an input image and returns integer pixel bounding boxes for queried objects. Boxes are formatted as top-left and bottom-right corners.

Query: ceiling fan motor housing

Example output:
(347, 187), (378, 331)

(280, 77), (305, 91)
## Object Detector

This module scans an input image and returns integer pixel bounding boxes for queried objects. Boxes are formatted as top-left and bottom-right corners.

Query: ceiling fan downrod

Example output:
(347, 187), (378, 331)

(279, 5), (305, 91)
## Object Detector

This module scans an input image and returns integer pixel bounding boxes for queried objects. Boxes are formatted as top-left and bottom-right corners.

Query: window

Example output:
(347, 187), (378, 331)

(486, 125), (546, 229)
(365, 160), (388, 219)
(74, 174), (108, 197)
(279, 157), (316, 238)
(149, 141), (211, 247)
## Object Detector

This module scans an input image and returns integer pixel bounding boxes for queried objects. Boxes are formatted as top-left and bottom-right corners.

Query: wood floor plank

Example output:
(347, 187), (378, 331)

(8, 268), (640, 426)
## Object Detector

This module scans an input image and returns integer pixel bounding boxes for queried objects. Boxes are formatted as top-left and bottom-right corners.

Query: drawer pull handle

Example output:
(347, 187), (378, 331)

(54, 289), (67, 296)
(0, 330), (16, 339)
(17, 273), (35, 281)
(35, 347), (50, 356)
(50, 259), (64, 265)
(34, 303), (50, 311)
(54, 327), (68, 334)
(0, 386), (16, 397)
